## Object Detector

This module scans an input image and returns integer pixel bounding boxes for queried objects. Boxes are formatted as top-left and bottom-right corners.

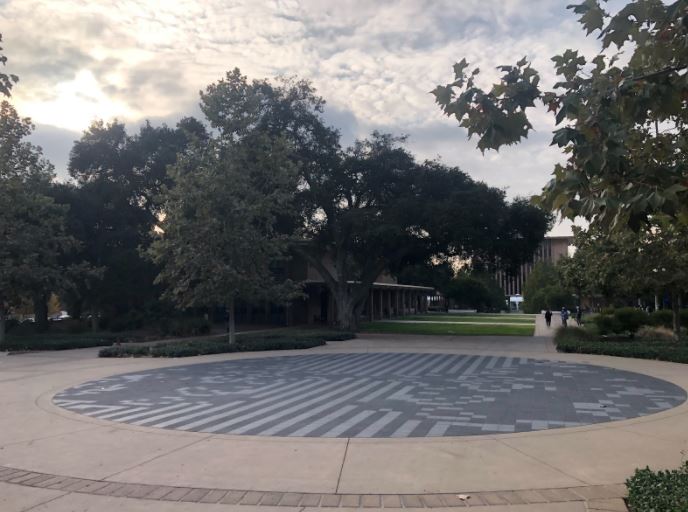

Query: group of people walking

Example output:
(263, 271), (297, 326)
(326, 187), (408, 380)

(544, 306), (582, 328)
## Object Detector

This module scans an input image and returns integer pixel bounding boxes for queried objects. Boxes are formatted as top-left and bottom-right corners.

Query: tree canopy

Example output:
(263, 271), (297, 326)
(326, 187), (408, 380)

(0, 34), (18, 98)
(434, 0), (688, 231)
(61, 118), (206, 324)
(0, 102), (75, 340)
(148, 134), (299, 343)
(199, 69), (551, 330)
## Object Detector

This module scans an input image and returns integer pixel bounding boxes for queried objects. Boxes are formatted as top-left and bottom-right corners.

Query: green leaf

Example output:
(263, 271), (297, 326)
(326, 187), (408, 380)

(567, 0), (606, 34)
(453, 59), (469, 79)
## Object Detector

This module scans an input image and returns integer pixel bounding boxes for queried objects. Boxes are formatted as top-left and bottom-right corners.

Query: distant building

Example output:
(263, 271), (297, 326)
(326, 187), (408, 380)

(288, 256), (433, 325)
(494, 236), (573, 297)
(234, 255), (434, 327)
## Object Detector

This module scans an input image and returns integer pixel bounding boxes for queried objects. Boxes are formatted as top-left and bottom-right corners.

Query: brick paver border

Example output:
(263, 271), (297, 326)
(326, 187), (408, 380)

(0, 465), (626, 508)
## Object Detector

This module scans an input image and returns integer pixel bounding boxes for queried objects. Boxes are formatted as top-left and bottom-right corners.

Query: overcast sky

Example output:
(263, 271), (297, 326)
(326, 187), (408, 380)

(1, 0), (611, 235)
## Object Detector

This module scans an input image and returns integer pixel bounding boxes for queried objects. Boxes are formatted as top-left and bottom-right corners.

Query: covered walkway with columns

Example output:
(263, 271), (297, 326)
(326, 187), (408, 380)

(364, 283), (434, 321)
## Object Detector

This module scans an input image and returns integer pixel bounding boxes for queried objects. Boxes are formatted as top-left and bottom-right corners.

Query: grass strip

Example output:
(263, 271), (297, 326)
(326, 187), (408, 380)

(360, 322), (535, 336)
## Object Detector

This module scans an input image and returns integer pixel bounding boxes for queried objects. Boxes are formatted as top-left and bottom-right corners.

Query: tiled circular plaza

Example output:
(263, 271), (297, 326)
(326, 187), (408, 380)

(53, 353), (686, 437)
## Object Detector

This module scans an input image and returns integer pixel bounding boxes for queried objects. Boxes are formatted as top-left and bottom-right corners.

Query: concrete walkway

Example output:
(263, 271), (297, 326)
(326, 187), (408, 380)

(2, 331), (686, 511)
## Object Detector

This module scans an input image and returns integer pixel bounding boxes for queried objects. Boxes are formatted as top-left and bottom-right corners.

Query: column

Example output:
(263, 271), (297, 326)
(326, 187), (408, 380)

(378, 288), (384, 320)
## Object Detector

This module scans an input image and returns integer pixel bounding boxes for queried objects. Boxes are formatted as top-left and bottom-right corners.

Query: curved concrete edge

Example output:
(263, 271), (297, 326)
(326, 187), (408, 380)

(37, 347), (688, 446)
(2, 337), (686, 504)
(0, 465), (627, 508)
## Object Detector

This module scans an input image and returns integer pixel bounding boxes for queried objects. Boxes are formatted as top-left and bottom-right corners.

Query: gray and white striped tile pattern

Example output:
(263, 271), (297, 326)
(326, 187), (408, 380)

(54, 353), (686, 438)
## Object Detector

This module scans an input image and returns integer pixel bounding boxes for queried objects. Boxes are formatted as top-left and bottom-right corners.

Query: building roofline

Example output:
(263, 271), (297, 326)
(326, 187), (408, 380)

(545, 235), (574, 241)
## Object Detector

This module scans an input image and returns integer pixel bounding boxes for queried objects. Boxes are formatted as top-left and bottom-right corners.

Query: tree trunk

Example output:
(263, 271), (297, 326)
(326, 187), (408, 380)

(33, 294), (49, 332)
(90, 306), (99, 333)
(654, 293), (660, 311)
(671, 292), (681, 341)
(0, 305), (6, 345)
(334, 289), (358, 331)
(227, 297), (236, 345)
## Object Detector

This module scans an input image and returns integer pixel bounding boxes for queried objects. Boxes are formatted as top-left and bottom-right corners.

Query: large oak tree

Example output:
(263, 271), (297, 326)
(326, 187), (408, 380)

(198, 70), (551, 330)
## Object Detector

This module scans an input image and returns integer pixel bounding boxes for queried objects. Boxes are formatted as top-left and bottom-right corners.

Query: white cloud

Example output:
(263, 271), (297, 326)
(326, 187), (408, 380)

(2, 0), (607, 234)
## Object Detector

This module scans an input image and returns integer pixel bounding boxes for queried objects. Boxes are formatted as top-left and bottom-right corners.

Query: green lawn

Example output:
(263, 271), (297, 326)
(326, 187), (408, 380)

(401, 314), (535, 323)
(360, 321), (535, 336)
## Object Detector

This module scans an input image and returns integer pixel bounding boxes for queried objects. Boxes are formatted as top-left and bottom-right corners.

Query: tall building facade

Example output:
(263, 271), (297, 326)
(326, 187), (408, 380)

(495, 236), (573, 297)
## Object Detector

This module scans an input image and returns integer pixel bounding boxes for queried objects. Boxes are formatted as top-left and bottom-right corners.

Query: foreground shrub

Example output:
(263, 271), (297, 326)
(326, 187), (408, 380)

(2, 333), (122, 352)
(593, 314), (622, 335)
(649, 309), (674, 329)
(626, 461), (688, 512)
(99, 330), (354, 358)
(649, 309), (688, 330)
(108, 311), (145, 332)
(99, 345), (151, 357)
(613, 307), (648, 334)
(555, 327), (688, 364)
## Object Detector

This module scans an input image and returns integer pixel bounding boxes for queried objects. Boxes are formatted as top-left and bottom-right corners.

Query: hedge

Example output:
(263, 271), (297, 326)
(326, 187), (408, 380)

(626, 461), (688, 511)
(1, 333), (124, 352)
(554, 327), (688, 364)
(99, 330), (355, 358)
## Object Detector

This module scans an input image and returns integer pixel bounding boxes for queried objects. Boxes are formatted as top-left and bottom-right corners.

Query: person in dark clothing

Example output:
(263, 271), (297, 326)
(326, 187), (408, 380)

(575, 306), (582, 326)
(544, 308), (552, 327)
(561, 307), (569, 327)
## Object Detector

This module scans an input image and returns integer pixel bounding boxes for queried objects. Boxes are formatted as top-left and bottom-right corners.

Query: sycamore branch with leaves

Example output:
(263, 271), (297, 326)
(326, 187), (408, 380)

(433, 0), (688, 231)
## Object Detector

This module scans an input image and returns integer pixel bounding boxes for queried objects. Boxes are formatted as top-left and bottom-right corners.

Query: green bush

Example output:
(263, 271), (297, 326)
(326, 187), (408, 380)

(2, 333), (121, 352)
(626, 461), (688, 512)
(649, 309), (674, 328)
(158, 317), (212, 337)
(613, 307), (648, 334)
(149, 337), (327, 357)
(108, 311), (145, 332)
(648, 309), (688, 329)
(593, 314), (622, 335)
(99, 345), (151, 357)
(99, 330), (354, 358)
(601, 307), (616, 315)
(5, 318), (20, 332)
(553, 326), (593, 343)
(555, 327), (688, 364)
(64, 320), (89, 334)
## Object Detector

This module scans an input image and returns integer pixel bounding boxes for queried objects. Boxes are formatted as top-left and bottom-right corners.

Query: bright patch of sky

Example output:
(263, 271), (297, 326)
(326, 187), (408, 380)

(1, 0), (620, 235)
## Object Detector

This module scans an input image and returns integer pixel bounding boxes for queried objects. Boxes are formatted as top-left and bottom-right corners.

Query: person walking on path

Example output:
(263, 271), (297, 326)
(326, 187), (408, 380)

(561, 307), (569, 327)
(575, 306), (582, 326)
(545, 308), (552, 327)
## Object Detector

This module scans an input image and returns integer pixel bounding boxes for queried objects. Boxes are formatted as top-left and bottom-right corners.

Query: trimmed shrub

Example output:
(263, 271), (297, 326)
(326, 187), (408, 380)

(158, 317), (212, 337)
(108, 312), (145, 332)
(2, 334), (120, 352)
(593, 314), (622, 335)
(99, 345), (151, 357)
(648, 309), (688, 329)
(555, 327), (688, 364)
(149, 336), (327, 358)
(626, 461), (688, 512)
(613, 307), (648, 334)
(5, 318), (20, 332)
(649, 309), (674, 328)
(99, 330), (354, 358)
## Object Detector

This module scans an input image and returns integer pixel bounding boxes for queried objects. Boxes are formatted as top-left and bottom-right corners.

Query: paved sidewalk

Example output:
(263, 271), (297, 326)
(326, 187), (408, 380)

(2, 333), (686, 511)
